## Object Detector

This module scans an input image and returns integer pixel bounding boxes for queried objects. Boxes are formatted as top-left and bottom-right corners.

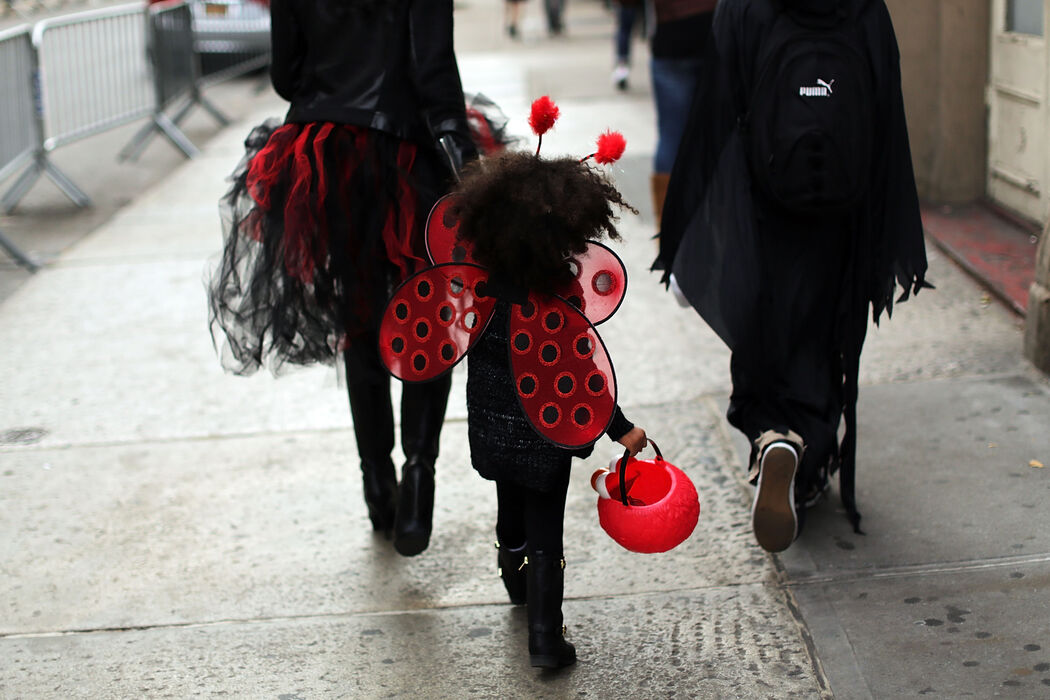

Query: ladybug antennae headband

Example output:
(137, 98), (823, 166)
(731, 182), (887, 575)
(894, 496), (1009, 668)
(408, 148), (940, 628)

(527, 96), (627, 165)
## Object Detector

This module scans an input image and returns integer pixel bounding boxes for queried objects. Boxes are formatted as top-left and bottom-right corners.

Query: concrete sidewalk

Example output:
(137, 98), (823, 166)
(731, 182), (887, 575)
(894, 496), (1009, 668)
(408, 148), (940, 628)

(2, 1), (1049, 697)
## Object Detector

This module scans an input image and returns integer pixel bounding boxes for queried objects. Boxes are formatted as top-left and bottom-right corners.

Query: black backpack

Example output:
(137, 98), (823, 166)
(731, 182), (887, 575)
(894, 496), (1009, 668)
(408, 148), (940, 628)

(743, 0), (875, 215)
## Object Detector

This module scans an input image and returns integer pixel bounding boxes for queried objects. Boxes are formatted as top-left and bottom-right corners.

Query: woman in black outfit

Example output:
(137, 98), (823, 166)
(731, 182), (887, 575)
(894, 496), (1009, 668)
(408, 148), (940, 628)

(208, 0), (477, 556)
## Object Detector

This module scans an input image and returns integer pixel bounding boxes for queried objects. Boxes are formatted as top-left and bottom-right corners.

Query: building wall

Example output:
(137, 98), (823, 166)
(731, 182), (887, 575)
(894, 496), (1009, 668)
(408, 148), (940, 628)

(886, 0), (991, 204)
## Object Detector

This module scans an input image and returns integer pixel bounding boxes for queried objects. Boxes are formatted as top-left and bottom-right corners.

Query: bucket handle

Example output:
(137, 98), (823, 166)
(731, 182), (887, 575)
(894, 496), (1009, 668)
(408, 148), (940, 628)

(615, 438), (662, 507)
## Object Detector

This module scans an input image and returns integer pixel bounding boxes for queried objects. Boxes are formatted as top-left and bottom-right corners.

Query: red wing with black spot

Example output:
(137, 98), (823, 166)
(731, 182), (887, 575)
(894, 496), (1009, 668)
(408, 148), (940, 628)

(379, 263), (496, 382)
(425, 194), (478, 265)
(507, 294), (617, 449)
(554, 241), (627, 325)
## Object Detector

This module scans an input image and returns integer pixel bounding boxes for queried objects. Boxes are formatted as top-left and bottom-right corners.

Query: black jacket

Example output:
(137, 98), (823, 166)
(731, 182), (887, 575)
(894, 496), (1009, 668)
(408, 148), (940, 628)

(269, 0), (475, 154)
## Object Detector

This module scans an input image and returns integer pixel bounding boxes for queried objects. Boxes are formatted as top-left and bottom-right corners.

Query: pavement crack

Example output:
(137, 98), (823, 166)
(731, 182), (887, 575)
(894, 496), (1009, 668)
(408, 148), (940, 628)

(781, 585), (837, 700)
(783, 551), (1050, 588)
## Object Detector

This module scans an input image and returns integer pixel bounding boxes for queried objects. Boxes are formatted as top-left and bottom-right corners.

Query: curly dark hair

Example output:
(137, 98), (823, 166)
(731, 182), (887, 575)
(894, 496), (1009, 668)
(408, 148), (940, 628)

(453, 152), (636, 296)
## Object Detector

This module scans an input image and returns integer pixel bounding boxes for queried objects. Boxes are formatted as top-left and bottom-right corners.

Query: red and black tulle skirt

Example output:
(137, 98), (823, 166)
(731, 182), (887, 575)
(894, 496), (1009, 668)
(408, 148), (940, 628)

(208, 119), (445, 375)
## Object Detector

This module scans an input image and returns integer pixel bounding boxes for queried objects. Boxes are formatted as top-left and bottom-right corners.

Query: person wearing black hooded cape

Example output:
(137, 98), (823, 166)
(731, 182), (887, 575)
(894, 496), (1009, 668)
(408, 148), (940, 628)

(653, 0), (931, 551)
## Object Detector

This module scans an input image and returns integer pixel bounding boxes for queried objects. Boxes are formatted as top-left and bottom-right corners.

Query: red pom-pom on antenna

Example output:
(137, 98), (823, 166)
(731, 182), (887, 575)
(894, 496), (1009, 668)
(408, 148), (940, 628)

(529, 96), (560, 137)
(595, 130), (627, 165)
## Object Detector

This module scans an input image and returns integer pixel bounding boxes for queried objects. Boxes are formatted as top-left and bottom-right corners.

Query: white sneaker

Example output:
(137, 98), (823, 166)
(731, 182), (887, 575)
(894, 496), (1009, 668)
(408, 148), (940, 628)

(751, 441), (799, 552)
(611, 64), (629, 91)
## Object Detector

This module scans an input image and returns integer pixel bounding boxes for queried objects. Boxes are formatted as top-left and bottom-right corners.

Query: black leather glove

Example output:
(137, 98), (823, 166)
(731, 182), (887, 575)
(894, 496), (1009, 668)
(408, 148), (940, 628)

(432, 125), (478, 181)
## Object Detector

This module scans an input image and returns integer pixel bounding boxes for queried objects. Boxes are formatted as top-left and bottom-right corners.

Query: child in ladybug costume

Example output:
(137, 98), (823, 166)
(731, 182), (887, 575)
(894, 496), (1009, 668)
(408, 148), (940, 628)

(379, 97), (647, 668)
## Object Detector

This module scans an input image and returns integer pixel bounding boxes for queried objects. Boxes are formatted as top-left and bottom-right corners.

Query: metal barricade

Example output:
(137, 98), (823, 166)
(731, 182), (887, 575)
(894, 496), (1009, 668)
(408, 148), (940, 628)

(123, 0), (272, 161)
(0, 227), (40, 271)
(3, 1), (97, 19)
(2, 1), (267, 213)
(2, 2), (199, 212)
(191, 0), (269, 88)
(119, 0), (224, 162)
(152, 0), (197, 109)
(0, 25), (41, 267)
(0, 26), (36, 196)
(35, 3), (155, 151)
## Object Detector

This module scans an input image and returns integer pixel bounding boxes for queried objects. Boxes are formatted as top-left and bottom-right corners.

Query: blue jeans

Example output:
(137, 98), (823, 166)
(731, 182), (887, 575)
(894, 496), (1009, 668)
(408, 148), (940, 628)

(615, 6), (639, 63)
(545, 0), (565, 32)
(650, 57), (702, 174)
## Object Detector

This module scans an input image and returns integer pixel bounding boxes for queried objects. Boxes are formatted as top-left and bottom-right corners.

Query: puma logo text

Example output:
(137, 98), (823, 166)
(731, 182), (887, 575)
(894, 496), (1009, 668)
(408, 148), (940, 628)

(799, 78), (835, 97)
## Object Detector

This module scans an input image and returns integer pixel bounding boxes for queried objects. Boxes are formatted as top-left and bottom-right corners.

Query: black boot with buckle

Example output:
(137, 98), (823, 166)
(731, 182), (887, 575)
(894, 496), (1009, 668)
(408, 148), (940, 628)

(526, 550), (576, 669)
(496, 540), (527, 605)
(393, 376), (451, 556)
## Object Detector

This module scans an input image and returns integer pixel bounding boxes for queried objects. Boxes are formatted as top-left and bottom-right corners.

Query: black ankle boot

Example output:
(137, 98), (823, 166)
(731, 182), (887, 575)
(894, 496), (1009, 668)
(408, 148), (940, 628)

(496, 541), (527, 605)
(526, 552), (576, 668)
(361, 457), (397, 535)
(393, 456), (435, 556)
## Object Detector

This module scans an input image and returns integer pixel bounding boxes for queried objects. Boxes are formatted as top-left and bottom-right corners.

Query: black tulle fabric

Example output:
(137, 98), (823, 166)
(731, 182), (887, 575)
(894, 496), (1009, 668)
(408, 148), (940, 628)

(464, 93), (520, 156)
(208, 119), (437, 375)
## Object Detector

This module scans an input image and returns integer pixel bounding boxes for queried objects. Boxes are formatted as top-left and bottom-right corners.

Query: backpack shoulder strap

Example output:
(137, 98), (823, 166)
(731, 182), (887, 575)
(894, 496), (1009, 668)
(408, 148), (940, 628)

(781, 0), (872, 29)
(843, 0), (876, 24)
(739, 0), (796, 126)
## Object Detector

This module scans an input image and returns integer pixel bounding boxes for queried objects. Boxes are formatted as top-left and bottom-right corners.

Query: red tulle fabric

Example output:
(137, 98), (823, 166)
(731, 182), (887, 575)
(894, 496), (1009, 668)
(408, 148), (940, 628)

(244, 123), (423, 285)
(246, 123), (298, 210)
(284, 127), (318, 282)
(384, 142), (422, 279)
(465, 105), (500, 156)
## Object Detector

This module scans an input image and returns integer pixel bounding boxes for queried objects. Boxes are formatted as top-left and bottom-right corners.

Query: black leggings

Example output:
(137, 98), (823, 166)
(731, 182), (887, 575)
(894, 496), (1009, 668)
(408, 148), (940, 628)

(344, 329), (452, 462)
(494, 467), (570, 555)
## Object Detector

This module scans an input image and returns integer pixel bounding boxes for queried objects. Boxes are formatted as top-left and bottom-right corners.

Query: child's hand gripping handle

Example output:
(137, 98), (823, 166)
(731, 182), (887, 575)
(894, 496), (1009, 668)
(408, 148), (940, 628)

(591, 437), (662, 507)
(615, 438), (662, 506)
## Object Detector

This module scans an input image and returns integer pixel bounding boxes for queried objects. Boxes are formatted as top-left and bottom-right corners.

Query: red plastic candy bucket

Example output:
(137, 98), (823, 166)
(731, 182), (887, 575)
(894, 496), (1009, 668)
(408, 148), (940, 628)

(590, 439), (699, 553)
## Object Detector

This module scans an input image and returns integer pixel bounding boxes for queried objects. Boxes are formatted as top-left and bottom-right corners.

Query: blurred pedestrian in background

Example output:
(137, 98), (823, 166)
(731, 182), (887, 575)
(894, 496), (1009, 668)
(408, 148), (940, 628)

(207, 0), (477, 557)
(505, 0), (526, 38)
(545, 0), (566, 35)
(655, 0), (929, 552)
(648, 0), (717, 233)
(610, 0), (643, 90)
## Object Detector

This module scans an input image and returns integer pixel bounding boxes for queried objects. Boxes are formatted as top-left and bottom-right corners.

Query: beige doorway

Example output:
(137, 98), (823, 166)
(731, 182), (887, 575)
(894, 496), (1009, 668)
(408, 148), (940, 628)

(988, 0), (1049, 224)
